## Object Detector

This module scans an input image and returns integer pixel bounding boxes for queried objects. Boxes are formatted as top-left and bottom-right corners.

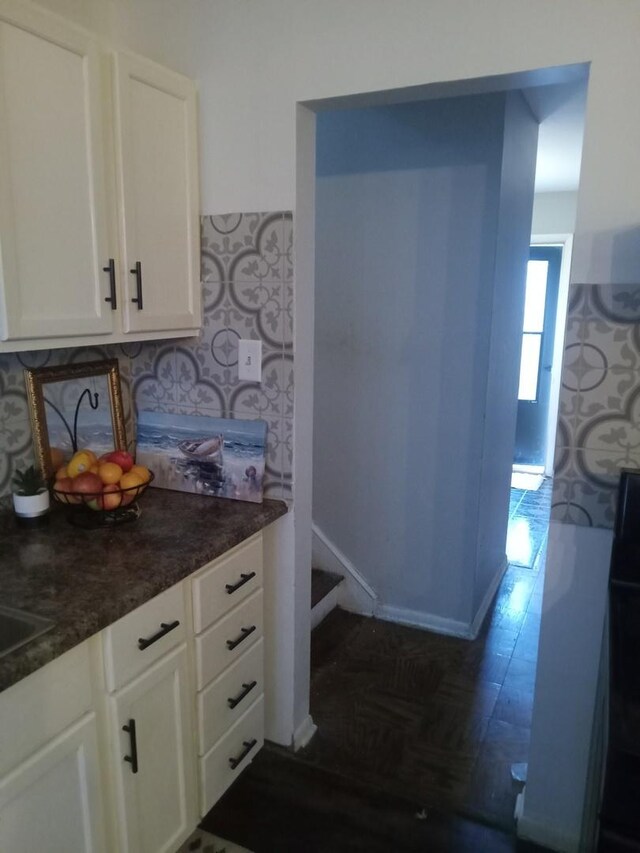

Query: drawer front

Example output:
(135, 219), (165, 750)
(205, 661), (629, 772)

(199, 695), (263, 816)
(192, 535), (262, 634)
(103, 583), (185, 691)
(198, 639), (263, 755)
(195, 590), (263, 689)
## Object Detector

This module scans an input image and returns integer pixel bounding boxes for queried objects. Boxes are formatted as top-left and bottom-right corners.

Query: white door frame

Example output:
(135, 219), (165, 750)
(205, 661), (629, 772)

(529, 232), (574, 477)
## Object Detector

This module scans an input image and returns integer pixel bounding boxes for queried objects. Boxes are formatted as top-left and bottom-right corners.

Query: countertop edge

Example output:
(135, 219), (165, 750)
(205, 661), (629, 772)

(0, 497), (288, 693)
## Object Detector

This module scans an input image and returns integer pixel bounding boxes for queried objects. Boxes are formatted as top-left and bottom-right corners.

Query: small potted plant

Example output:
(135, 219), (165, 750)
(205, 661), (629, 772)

(12, 465), (50, 522)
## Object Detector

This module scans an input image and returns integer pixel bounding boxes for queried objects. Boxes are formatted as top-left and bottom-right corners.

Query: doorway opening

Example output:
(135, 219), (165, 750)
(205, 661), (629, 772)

(304, 72), (586, 841)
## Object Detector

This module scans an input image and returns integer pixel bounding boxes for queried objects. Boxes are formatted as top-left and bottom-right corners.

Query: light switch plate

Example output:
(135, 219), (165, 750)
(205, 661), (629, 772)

(238, 339), (262, 382)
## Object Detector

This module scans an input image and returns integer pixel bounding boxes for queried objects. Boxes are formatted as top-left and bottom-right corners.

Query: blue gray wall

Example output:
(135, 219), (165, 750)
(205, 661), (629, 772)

(313, 92), (537, 628)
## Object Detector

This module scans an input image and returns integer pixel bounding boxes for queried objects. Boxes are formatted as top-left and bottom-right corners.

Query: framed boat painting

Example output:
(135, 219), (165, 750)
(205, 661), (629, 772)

(136, 411), (267, 503)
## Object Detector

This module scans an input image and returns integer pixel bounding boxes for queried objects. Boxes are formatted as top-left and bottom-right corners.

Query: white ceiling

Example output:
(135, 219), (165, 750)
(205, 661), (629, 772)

(525, 79), (588, 194)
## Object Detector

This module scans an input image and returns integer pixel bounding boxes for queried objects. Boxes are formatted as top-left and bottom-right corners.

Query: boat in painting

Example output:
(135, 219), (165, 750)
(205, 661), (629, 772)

(177, 434), (224, 463)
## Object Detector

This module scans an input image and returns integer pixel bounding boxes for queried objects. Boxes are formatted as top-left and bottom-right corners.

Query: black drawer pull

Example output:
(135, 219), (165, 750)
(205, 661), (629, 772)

(226, 572), (256, 595)
(229, 738), (257, 770)
(227, 680), (257, 710)
(226, 625), (256, 651)
(103, 259), (117, 309)
(122, 718), (138, 774)
(130, 261), (143, 310)
(138, 620), (180, 650)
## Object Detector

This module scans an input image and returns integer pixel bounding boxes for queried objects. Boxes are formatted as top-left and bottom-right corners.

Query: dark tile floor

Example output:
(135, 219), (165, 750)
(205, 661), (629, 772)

(202, 480), (553, 851)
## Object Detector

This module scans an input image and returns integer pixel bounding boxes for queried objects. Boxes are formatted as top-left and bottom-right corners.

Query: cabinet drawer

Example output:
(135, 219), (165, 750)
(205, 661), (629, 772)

(198, 639), (263, 755)
(192, 535), (262, 634)
(195, 590), (263, 689)
(103, 583), (185, 691)
(199, 695), (263, 816)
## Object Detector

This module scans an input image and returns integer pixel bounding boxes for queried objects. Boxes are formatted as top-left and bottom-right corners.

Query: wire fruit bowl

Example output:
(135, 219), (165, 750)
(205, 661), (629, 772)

(52, 471), (154, 528)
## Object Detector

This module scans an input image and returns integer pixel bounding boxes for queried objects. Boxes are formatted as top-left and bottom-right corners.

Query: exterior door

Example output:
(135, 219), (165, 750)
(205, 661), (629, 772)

(514, 245), (562, 467)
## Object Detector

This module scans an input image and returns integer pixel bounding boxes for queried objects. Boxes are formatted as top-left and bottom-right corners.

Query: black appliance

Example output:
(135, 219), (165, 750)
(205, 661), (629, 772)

(599, 470), (640, 852)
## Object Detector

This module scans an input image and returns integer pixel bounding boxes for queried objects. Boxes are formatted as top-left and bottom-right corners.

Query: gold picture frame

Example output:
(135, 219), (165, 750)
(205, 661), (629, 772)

(24, 359), (127, 480)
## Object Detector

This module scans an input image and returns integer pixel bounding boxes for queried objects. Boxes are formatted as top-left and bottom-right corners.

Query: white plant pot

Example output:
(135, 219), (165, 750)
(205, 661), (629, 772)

(13, 489), (50, 518)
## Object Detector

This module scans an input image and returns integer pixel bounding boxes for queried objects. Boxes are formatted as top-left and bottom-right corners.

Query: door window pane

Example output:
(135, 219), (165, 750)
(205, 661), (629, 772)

(518, 333), (542, 401)
(523, 260), (549, 333)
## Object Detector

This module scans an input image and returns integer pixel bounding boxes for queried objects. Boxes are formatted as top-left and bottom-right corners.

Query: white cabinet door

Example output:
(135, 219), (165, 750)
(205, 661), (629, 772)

(109, 645), (196, 853)
(113, 52), (200, 335)
(0, 713), (106, 853)
(0, 3), (113, 340)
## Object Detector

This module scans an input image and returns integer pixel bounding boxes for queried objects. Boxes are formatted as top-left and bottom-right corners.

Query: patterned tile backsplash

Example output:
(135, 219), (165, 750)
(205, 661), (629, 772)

(0, 211), (293, 501)
(552, 282), (640, 528)
(3, 209), (637, 529)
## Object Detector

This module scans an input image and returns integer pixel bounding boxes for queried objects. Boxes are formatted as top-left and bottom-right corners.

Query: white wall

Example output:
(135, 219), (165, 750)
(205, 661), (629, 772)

(313, 93), (536, 630)
(474, 92), (538, 615)
(532, 191), (578, 235)
(518, 522), (612, 852)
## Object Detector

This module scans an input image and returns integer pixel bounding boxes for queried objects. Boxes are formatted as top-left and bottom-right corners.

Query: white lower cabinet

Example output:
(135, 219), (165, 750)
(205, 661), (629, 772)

(0, 642), (106, 853)
(0, 531), (268, 852)
(107, 644), (196, 853)
(0, 712), (106, 853)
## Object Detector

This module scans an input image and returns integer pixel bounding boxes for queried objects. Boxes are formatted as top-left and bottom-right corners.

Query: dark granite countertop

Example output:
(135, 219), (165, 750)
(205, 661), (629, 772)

(0, 490), (287, 692)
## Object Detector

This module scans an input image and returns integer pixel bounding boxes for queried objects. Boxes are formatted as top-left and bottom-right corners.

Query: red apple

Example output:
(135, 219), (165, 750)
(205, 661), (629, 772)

(104, 450), (134, 473)
(72, 471), (103, 504)
(53, 477), (81, 505)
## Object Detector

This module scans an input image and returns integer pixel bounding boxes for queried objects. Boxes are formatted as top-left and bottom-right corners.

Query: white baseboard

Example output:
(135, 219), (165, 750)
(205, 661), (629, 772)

(377, 556), (506, 639)
(310, 584), (340, 629)
(469, 556), (508, 639)
(518, 814), (577, 853)
(292, 714), (317, 751)
(512, 463), (545, 474)
(312, 523), (377, 615)
(376, 603), (474, 638)
(311, 524), (506, 641)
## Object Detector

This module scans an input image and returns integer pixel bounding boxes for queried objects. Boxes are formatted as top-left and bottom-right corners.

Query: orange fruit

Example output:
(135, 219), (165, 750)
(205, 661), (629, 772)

(55, 465), (68, 481)
(98, 461), (123, 485)
(130, 464), (151, 483)
(119, 471), (145, 490)
(119, 471), (145, 506)
(67, 450), (94, 478)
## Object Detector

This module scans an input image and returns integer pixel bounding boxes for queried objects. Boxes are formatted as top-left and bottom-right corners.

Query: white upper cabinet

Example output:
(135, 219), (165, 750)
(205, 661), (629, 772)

(113, 53), (200, 335)
(0, 2), (201, 351)
(0, 5), (112, 341)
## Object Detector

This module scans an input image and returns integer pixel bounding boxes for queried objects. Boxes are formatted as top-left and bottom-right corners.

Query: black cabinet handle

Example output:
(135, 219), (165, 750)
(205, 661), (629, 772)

(130, 261), (143, 310)
(228, 738), (257, 770)
(138, 620), (180, 650)
(227, 680), (257, 710)
(103, 259), (117, 309)
(226, 625), (256, 651)
(123, 718), (138, 774)
(226, 572), (256, 595)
